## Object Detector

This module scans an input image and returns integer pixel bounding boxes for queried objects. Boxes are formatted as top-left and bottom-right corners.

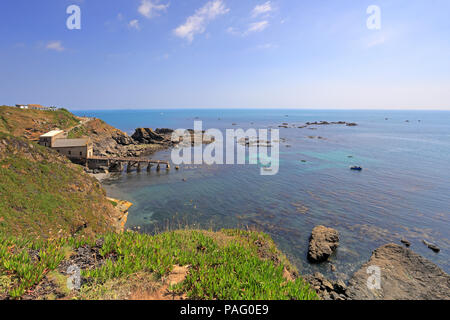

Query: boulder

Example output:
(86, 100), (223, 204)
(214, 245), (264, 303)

(155, 128), (174, 135)
(346, 243), (450, 300)
(303, 272), (349, 300)
(400, 239), (411, 247)
(131, 128), (164, 143)
(423, 240), (440, 253)
(307, 225), (340, 263)
(112, 133), (135, 146)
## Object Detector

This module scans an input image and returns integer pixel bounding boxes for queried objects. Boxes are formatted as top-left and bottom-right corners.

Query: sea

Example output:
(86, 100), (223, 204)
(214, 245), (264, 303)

(72, 109), (450, 279)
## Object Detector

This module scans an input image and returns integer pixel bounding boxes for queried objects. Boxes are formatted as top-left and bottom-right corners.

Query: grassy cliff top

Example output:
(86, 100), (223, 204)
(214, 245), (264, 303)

(0, 106), (80, 140)
(0, 132), (121, 239)
(0, 229), (318, 300)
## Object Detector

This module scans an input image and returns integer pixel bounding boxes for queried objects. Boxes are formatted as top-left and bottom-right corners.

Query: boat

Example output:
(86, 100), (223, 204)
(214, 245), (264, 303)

(350, 166), (363, 171)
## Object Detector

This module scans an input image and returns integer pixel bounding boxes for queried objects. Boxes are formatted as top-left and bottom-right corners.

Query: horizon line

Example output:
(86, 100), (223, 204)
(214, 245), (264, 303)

(68, 107), (450, 111)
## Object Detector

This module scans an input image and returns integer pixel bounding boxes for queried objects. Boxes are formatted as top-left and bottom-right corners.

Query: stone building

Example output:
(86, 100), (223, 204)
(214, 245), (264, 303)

(39, 131), (93, 159)
(38, 130), (66, 147)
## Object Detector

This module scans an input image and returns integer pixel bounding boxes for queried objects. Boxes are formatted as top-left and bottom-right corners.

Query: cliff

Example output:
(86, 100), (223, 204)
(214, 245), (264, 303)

(0, 107), (317, 300)
(0, 106), (79, 140)
(0, 228), (318, 300)
(0, 132), (125, 239)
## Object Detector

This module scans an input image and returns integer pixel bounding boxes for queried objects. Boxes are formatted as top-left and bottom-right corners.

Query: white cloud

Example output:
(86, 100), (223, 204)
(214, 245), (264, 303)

(367, 35), (386, 48)
(251, 1), (273, 17)
(128, 19), (141, 30)
(227, 20), (270, 37)
(138, 0), (169, 19)
(174, 0), (229, 42)
(246, 20), (269, 34)
(45, 41), (65, 52)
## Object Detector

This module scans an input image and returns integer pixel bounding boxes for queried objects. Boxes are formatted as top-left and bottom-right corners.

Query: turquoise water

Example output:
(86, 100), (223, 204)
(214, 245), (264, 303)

(73, 109), (450, 279)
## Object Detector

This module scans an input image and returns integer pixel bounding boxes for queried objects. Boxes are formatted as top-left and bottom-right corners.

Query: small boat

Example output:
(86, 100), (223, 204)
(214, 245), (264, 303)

(350, 166), (362, 171)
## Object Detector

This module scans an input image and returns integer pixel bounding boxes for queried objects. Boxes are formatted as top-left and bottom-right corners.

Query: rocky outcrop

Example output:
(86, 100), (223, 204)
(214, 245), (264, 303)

(107, 197), (133, 232)
(423, 240), (440, 253)
(304, 273), (348, 300)
(132, 128), (165, 144)
(307, 226), (339, 263)
(277, 121), (359, 129)
(112, 133), (135, 146)
(346, 243), (450, 300)
(155, 128), (174, 135)
(81, 120), (178, 158)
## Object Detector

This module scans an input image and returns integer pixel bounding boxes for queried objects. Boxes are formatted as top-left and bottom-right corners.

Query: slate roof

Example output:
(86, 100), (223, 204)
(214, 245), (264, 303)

(52, 138), (90, 148)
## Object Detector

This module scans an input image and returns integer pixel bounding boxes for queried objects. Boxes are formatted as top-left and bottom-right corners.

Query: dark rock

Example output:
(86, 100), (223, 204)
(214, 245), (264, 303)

(155, 128), (174, 135)
(304, 273), (349, 300)
(330, 291), (342, 300)
(307, 225), (340, 263)
(131, 128), (164, 143)
(346, 243), (450, 300)
(400, 239), (411, 247)
(423, 240), (440, 253)
(334, 279), (347, 294)
(112, 133), (135, 146)
(322, 279), (334, 291)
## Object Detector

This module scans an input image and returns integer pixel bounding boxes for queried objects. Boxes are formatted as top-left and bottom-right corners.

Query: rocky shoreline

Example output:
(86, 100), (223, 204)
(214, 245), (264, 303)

(304, 225), (450, 300)
(81, 120), (213, 175)
(80, 116), (449, 300)
(278, 121), (358, 129)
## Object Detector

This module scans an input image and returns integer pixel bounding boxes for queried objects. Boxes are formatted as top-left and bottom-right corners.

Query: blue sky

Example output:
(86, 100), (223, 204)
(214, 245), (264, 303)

(0, 0), (449, 110)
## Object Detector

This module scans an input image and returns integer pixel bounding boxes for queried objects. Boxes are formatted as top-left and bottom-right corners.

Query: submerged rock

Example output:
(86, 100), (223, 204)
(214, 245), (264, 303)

(400, 239), (411, 247)
(423, 240), (440, 253)
(307, 225), (340, 263)
(346, 243), (450, 300)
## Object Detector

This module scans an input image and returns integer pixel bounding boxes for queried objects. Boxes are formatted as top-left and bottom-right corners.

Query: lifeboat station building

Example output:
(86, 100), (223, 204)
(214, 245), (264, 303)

(39, 130), (93, 159)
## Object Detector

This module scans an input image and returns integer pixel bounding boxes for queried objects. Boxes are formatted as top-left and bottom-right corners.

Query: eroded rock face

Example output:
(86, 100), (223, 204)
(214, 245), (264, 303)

(112, 133), (135, 146)
(346, 243), (450, 300)
(307, 225), (339, 263)
(131, 128), (164, 144)
(155, 128), (174, 135)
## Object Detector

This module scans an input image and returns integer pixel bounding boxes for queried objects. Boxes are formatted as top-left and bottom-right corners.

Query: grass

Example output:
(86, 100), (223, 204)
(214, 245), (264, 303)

(0, 106), (80, 139)
(0, 132), (117, 239)
(108, 200), (118, 207)
(0, 236), (66, 298)
(0, 106), (318, 300)
(0, 230), (318, 300)
(67, 125), (89, 139)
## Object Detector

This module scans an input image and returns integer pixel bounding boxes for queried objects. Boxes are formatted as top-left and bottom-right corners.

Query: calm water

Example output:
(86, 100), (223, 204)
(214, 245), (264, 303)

(73, 109), (450, 279)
